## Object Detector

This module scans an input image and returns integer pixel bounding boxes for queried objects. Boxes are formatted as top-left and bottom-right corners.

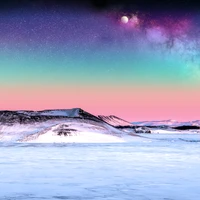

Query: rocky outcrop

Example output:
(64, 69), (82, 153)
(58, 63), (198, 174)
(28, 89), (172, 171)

(135, 127), (151, 133)
(98, 115), (132, 126)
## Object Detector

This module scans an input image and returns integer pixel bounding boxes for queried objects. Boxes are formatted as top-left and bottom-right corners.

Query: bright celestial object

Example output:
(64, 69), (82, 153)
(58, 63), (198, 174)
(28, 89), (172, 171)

(121, 16), (129, 24)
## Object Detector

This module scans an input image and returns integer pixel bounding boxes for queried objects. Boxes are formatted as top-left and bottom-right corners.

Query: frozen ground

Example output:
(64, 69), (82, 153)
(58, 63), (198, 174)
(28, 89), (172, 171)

(0, 133), (200, 200)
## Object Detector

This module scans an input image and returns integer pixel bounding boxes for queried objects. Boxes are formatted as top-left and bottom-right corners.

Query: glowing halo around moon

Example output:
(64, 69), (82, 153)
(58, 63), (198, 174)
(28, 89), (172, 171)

(130, 15), (139, 25)
(121, 16), (129, 24)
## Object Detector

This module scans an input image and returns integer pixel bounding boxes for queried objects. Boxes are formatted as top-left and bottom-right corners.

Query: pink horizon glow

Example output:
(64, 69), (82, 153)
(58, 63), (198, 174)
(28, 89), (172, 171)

(1, 85), (199, 122)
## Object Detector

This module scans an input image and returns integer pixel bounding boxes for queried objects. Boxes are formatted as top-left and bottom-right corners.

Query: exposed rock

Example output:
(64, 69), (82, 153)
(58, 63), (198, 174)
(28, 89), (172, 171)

(98, 115), (132, 126)
(135, 127), (151, 133)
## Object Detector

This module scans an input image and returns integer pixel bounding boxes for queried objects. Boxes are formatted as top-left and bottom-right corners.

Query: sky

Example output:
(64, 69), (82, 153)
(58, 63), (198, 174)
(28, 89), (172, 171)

(0, 0), (200, 121)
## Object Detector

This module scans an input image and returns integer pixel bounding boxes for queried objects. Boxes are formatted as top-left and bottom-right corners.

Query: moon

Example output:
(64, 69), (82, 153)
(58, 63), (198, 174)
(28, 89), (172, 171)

(121, 16), (129, 24)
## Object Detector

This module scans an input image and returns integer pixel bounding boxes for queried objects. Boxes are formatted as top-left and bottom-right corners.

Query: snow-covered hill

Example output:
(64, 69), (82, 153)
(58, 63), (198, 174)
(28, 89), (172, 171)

(0, 109), (138, 143)
(20, 118), (128, 143)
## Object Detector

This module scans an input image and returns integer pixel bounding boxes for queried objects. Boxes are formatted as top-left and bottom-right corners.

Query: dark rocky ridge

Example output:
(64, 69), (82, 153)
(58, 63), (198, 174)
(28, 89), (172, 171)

(0, 108), (103, 125)
(0, 111), (62, 125)
(173, 125), (200, 130)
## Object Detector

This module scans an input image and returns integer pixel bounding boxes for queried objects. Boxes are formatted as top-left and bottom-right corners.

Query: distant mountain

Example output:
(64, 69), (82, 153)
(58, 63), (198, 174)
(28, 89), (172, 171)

(132, 120), (200, 127)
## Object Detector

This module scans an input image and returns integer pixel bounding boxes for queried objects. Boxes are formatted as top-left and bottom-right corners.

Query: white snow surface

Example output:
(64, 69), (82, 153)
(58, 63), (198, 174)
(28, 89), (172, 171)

(22, 120), (127, 143)
(33, 130), (124, 143)
(147, 128), (200, 134)
(0, 134), (200, 200)
(0, 120), (63, 142)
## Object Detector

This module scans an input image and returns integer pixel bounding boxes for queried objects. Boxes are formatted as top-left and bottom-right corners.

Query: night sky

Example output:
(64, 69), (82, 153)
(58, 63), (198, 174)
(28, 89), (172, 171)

(0, 0), (200, 121)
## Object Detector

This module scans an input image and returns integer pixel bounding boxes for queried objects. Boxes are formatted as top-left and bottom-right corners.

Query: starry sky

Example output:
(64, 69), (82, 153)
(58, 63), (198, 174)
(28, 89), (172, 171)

(0, 0), (200, 121)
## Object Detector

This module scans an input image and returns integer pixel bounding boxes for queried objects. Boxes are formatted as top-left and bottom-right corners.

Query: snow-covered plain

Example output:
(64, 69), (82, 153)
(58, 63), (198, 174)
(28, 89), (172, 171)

(0, 134), (200, 200)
